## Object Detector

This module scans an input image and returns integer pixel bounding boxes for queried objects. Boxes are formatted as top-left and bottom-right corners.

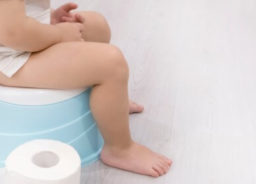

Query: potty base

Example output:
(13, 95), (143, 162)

(0, 89), (104, 168)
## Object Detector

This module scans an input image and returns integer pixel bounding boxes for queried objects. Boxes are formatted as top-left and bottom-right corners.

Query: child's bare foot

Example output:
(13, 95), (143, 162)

(129, 100), (144, 114)
(100, 142), (172, 177)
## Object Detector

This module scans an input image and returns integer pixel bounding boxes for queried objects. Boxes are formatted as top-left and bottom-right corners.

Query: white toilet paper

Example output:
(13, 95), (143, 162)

(4, 139), (81, 184)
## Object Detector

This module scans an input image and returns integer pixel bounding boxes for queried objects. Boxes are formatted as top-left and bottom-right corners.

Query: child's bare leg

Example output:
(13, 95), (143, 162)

(72, 11), (144, 114)
(87, 49), (171, 177)
(72, 11), (111, 43)
(0, 42), (171, 178)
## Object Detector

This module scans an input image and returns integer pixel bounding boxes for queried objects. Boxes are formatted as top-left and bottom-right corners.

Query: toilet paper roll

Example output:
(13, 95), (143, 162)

(4, 139), (81, 184)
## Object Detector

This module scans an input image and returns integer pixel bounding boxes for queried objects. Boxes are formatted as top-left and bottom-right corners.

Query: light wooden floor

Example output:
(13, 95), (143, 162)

(71, 0), (256, 183)
(1, 0), (256, 183)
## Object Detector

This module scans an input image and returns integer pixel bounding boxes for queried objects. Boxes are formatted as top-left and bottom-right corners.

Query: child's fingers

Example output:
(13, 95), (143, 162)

(61, 3), (78, 12)
(61, 16), (76, 22)
(75, 14), (85, 23)
(61, 14), (84, 23)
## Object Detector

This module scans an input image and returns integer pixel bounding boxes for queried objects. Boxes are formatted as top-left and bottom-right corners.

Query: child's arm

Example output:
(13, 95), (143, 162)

(0, 0), (61, 52)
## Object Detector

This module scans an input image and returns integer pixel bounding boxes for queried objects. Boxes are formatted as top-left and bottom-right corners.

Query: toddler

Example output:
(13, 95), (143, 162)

(0, 0), (171, 177)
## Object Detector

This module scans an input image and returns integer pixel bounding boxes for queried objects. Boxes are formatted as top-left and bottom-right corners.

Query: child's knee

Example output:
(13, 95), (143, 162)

(78, 11), (111, 43)
(106, 45), (129, 82)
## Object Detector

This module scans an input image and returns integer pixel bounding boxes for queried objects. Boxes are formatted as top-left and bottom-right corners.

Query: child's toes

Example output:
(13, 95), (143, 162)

(159, 155), (172, 166)
(154, 164), (166, 176)
(150, 168), (160, 177)
(158, 159), (170, 172)
(152, 166), (162, 176)
(159, 160), (170, 173)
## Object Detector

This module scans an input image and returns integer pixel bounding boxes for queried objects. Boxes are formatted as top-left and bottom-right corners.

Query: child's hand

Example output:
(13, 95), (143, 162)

(55, 22), (84, 42)
(51, 3), (84, 25)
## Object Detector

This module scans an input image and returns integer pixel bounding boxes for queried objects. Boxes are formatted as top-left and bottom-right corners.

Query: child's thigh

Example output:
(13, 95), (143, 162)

(0, 41), (125, 89)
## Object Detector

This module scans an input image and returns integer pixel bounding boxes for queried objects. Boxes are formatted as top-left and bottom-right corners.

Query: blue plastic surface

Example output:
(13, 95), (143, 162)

(0, 88), (104, 168)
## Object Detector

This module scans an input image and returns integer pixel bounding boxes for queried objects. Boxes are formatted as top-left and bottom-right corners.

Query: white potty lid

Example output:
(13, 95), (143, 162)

(0, 85), (87, 105)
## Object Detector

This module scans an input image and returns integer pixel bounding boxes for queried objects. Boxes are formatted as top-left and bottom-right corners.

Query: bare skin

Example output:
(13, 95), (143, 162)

(129, 100), (144, 114)
(0, 2), (171, 177)
(51, 5), (144, 115)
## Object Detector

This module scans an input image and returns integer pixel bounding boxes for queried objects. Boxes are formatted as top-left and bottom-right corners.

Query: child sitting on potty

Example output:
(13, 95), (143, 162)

(0, 0), (171, 177)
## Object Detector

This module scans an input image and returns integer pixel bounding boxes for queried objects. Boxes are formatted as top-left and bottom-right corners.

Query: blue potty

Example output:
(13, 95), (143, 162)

(0, 86), (104, 168)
